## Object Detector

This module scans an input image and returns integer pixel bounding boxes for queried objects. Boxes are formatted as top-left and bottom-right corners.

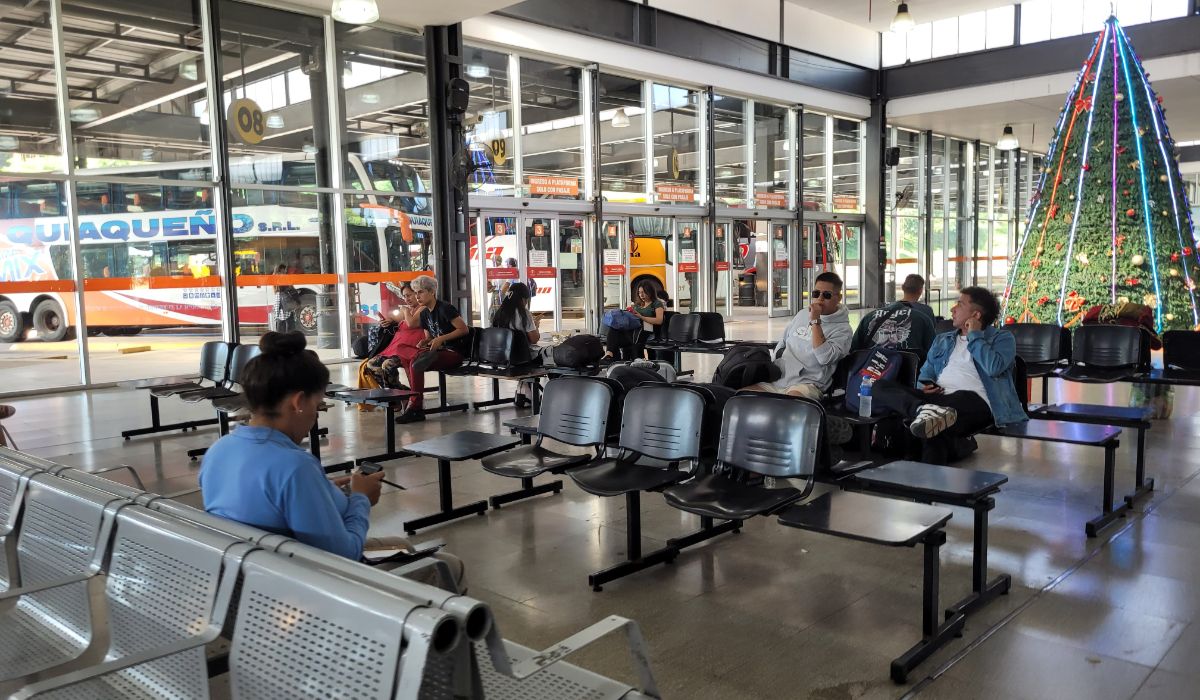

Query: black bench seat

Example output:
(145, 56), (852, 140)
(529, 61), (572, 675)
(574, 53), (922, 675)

(1032, 403), (1153, 505)
(985, 419), (1125, 537)
(847, 460), (1011, 619)
(778, 490), (963, 684)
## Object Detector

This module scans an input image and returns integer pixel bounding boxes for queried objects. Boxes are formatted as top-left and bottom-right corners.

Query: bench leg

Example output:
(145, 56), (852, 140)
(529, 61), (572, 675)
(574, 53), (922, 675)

(1041, 376), (1049, 405)
(472, 377), (517, 411)
(1124, 426), (1155, 507)
(489, 476), (563, 509)
(891, 530), (966, 684)
(666, 516), (742, 550)
(589, 492), (680, 591)
(424, 375), (469, 414)
(404, 458), (488, 534)
(354, 404), (413, 464)
(122, 394), (220, 440)
(1086, 442), (1130, 537)
(946, 497), (1011, 620)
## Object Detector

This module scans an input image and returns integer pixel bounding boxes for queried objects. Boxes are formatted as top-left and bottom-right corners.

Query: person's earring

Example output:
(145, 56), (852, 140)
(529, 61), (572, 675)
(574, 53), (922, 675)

(296, 409), (304, 414)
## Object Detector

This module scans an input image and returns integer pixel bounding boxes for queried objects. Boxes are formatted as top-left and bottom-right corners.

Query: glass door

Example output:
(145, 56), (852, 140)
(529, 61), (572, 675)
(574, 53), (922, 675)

(842, 223), (862, 309)
(802, 219), (864, 310)
(471, 212), (518, 326)
(675, 221), (701, 311)
(557, 217), (587, 332)
(628, 216), (675, 309)
(601, 219), (627, 309)
(524, 217), (560, 332)
(767, 222), (795, 318)
(714, 219), (733, 318)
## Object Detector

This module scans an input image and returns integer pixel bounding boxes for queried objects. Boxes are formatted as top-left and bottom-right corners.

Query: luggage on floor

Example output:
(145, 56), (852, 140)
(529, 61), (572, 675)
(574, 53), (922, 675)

(552, 334), (605, 368)
(711, 343), (781, 390)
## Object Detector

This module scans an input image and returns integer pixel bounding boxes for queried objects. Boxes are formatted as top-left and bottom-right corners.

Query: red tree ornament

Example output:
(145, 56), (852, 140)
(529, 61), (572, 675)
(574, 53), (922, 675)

(1126, 208), (1137, 218)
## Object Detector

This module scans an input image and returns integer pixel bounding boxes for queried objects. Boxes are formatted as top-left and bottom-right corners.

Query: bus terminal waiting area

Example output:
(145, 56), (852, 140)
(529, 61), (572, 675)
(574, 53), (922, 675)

(5, 307), (1200, 699)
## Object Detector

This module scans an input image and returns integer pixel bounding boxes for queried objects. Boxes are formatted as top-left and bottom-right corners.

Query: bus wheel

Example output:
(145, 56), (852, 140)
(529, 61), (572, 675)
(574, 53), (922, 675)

(32, 299), (74, 343)
(296, 294), (318, 335)
(0, 301), (24, 343)
(630, 275), (664, 303)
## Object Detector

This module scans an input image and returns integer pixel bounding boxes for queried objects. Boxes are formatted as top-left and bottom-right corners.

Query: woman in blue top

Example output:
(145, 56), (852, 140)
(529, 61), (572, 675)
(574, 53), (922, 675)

(199, 331), (464, 587)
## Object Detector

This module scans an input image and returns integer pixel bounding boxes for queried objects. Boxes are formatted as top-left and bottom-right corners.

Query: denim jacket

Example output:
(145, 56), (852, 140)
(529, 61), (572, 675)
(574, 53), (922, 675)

(917, 327), (1028, 427)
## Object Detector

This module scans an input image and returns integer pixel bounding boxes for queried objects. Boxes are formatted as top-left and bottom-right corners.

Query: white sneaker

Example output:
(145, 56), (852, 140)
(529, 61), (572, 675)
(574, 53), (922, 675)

(910, 405), (958, 439)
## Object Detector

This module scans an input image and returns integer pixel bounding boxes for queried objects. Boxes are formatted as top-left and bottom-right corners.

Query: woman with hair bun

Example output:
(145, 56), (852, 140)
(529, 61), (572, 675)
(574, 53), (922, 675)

(200, 331), (464, 587)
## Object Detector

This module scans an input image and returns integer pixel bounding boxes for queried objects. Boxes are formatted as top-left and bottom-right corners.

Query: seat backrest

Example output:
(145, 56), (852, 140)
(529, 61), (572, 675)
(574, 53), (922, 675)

(1072, 325), (1149, 369)
(230, 551), (417, 700)
(476, 326), (528, 367)
(717, 394), (821, 479)
(1012, 355), (1029, 409)
(1163, 330), (1200, 371)
(934, 318), (955, 334)
(665, 313), (701, 344)
(151, 499), (277, 543)
(618, 385), (705, 462)
(103, 506), (242, 659)
(227, 343), (262, 386)
(0, 459), (36, 590)
(1008, 323), (1070, 364)
(199, 341), (236, 383)
(14, 475), (122, 644)
(537, 377), (614, 446)
(696, 312), (726, 343)
(656, 310), (677, 341)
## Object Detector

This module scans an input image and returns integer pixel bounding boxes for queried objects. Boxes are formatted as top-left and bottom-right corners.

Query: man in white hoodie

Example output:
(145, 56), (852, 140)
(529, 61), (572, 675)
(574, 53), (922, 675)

(744, 271), (853, 399)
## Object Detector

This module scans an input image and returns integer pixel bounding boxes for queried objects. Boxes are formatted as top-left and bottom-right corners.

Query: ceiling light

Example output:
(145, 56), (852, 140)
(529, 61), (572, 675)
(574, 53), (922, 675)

(360, 93), (380, 105)
(302, 143), (319, 155)
(611, 108), (630, 129)
(69, 107), (100, 122)
(331, 0), (379, 24)
(266, 113), (285, 129)
(891, 2), (915, 33)
(718, 167), (735, 178)
(997, 124), (1019, 151)
(805, 178), (822, 188)
(178, 61), (198, 81)
(0, 136), (17, 151)
(198, 110), (210, 126)
(465, 64), (490, 79)
(141, 147), (155, 160)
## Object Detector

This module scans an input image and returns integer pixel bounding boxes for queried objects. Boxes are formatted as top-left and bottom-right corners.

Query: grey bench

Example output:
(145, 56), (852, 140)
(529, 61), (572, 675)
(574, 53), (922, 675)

(778, 490), (961, 684)
(986, 419), (1124, 536)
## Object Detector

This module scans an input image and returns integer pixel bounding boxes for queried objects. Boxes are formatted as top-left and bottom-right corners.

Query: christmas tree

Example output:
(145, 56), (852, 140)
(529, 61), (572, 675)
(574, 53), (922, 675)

(1003, 16), (1199, 332)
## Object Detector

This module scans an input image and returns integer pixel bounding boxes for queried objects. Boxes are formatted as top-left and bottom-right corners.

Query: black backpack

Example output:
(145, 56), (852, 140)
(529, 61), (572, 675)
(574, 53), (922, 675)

(711, 344), (781, 390)
(552, 334), (605, 368)
(605, 364), (667, 395)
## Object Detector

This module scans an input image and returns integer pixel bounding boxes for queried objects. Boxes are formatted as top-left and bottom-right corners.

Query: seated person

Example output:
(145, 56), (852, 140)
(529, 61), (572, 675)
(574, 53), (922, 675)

(900, 273), (936, 321)
(605, 280), (666, 360)
(743, 271), (852, 400)
(491, 282), (541, 408)
(400, 274), (471, 424)
(364, 282), (424, 390)
(850, 287), (937, 360)
(870, 286), (1027, 465)
(200, 331), (464, 588)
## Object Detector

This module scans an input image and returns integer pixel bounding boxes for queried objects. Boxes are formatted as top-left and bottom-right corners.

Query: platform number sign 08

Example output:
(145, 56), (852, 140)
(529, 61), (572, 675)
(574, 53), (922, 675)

(228, 98), (265, 145)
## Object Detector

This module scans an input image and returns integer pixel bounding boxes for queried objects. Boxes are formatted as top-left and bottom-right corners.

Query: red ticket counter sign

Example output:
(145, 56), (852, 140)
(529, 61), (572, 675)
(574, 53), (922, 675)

(679, 263), (700, 272)
(772, 260), (789, 269)
(715, 261), (731, 271)
(528, 266), (557, 278)
(486, 267), (519, 280)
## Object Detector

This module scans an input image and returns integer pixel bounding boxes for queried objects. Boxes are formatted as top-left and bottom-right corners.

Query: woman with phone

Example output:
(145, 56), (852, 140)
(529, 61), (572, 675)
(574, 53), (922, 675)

(363, 283), (426, 390)
(199, 331), (464, 588)
(491, 282), (541, 407)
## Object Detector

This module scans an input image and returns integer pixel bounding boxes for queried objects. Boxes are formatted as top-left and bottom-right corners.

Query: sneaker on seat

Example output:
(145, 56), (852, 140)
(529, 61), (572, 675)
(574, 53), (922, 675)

(909, 405), (957, 439)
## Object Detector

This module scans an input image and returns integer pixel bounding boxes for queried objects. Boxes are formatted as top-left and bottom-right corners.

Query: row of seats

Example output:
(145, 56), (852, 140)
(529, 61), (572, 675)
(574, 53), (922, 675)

(0, 447), (660, 700)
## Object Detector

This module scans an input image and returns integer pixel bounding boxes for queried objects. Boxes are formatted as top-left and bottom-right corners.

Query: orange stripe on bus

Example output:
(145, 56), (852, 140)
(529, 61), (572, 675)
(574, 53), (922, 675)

(81, 276), (225, 292)
(0, 280), (76, 293)
(347, 272), (423, 284)
(235, 274), (337, 286)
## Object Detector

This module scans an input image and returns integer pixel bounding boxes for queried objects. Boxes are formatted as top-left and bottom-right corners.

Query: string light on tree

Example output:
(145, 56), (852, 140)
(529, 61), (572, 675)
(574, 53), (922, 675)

(1003, 16), (1200, 331)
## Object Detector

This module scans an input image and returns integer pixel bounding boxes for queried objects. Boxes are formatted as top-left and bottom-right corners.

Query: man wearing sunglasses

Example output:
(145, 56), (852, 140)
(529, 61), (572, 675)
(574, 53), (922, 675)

(869, 286), (1027, 464)
(744, 271), (852, 401)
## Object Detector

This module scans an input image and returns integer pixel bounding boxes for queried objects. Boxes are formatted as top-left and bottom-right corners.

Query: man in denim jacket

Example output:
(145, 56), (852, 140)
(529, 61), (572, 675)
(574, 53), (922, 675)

(871, 286), (1027, 464)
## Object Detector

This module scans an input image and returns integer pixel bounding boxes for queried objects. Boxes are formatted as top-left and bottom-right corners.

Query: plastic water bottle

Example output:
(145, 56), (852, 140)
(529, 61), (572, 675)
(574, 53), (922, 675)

(858, 377), (874, 418)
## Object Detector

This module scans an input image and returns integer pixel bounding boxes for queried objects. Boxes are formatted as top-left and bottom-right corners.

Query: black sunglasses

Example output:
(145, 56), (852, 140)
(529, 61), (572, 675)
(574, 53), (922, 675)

(810, 289), (835, 300)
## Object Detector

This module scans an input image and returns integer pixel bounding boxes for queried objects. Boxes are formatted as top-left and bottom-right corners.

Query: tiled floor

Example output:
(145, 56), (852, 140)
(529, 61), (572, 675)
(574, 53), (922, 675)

(5, 311), (1199, 699)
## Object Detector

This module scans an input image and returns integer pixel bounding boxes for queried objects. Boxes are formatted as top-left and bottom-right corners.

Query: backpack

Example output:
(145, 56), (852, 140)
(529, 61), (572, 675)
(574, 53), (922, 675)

(352, 335), (370, 359)
(603, 309), (643, 331)
(844, 347), (904, 415)
(685, 383), (736, 452)
(711, 344), (782, 390)
(604, 364), (668, 395)
(605, 359), (677, 384)
(551, 334), (605, 368)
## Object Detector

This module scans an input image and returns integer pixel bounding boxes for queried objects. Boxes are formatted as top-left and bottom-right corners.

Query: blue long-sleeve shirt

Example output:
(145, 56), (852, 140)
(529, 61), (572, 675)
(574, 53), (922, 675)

(199, 425), (371, 560)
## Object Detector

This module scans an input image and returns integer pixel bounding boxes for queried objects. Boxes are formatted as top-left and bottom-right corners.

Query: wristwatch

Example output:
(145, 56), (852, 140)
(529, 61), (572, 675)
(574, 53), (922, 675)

(809, 317), (822, 326)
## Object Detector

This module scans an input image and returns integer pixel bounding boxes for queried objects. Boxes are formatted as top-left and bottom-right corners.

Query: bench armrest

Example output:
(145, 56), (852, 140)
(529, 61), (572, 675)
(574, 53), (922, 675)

(8, 635), (212, 700)
(506, 615), (660, 698)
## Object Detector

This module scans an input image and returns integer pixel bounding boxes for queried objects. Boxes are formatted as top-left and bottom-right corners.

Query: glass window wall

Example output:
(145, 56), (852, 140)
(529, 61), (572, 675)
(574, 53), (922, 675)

(712, 94), (748, 207)
(651, 84), (701, 204)
(520, 58), (584, 200)
(598, 73), (646, 202)
(464, 46), (515, 197)
(801, 111), (826, 210)
(752, 102), (788, 210)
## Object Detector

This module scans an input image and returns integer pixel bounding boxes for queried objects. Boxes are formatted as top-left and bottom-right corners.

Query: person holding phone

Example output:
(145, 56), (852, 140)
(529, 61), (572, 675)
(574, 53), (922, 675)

(869, 286), (1027, 464)
(200, 331), (464, 588)
(743, 271), (852, 400)
(364, 282), (424, 389)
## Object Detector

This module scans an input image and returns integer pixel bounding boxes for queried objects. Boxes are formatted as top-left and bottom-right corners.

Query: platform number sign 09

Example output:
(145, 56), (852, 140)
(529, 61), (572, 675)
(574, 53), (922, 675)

(228, 98), (265, 145)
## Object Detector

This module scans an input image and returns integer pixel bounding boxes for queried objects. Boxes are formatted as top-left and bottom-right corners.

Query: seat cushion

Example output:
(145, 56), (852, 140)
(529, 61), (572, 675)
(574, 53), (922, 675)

(1059, 365), (1135, 383)
(662, 473), (801, 520)
(481, 445), (593, 478)
(567, 458), (689, 497)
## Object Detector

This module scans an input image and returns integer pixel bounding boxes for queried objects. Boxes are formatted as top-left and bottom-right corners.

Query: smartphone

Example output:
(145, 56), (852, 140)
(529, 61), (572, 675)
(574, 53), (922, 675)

(358, 461), (383, 475)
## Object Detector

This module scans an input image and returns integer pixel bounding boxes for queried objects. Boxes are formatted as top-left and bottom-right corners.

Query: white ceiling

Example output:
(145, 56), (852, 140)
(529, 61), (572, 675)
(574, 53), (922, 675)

(790, 0), (1021, 31)
(890, 75), (1200, 147)
(283, 0), (522, 29)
